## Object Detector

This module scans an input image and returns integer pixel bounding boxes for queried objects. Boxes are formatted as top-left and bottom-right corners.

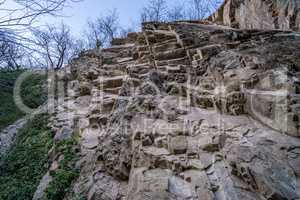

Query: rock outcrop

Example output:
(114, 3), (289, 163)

(39, 2), (300, 200)
(0, 118), (26, 158)
(210, 0), (300, 31)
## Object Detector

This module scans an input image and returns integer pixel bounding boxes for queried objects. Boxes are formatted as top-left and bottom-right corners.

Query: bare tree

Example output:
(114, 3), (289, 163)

(98, 9), (120, 45)
(188, 0), (222, 20)
(0, 39), (24, 69)
(188, 0), (207, 20)
(140, 8), (149, 24)
(119, 27), (135, 38)
(84, 9), (120, 48)
(33, 23), (74, 70)
(0, 0), (80, 42)
(0, 0), (81, 69)
(0, 0), (80, 27)
(140, 0), (167, 22)
(167, 4), (186, 21)
(141, 0), (222, 22)
(84, 19), (104, 49)
(71, 38), (87, 58)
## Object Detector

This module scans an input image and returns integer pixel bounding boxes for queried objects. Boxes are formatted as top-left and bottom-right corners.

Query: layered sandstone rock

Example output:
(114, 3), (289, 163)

(38, 4), (300, 200)
(210, 0), (300, 31)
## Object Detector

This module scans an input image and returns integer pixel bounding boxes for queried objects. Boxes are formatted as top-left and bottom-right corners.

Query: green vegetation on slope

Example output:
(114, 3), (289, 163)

(0, 113), (53, 200)
(0, 70), (47, 130)
(20, 72), (48, 109)
(0, 70), (24, 130)
(46, 135), (80, 200)
(0, 70), (79, 200)
(0, 105), (80, 200)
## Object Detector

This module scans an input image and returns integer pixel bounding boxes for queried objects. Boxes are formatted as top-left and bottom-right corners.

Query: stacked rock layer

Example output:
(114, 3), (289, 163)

(45, 5), (300, 200)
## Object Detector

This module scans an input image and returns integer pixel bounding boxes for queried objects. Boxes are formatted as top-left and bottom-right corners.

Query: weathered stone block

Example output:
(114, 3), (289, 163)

(168, 136), (188, 154)
(79, 82), (92, 95)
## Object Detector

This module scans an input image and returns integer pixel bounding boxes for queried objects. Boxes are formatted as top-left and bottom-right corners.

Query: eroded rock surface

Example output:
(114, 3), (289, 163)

(0, 118), (26, 158)
(210, 0), (300, 31)
(40, 10), (300, 200)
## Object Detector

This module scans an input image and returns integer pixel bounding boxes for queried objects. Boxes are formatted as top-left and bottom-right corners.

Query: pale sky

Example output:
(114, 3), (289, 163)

(40, 0), (178, 36)
(40, 0), (223, 37)
(1, 0), (223, 37)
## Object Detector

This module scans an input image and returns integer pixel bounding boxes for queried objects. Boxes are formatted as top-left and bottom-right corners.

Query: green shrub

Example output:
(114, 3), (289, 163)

(0, 70), (25, 130)
(0, 70), (47, 130)
(20, 73), (47, 109)
(47, 169), (79, 200)
(0, 113), (53, 200)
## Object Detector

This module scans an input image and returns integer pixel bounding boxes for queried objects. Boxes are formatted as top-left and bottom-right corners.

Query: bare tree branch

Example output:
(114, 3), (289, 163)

(0, 33), (25, 69)
(140, 0), (222, 22)
(0, 0), (72, 27)
(33, 23), (74, 70)
(83, 9), (120, 48)
(0, 0), (81, 69)
(188, 0), (223, 20)
(140, 0), (167, 22)
(167, 3), (186, 21)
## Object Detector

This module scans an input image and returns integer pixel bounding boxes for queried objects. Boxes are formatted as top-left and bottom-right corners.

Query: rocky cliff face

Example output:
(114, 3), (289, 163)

(210, 0), (300, 31)
(40, 3), (300, 200)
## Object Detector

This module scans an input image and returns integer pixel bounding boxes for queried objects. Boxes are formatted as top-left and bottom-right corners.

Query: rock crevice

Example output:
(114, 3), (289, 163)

(41, 2), (300, 199)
